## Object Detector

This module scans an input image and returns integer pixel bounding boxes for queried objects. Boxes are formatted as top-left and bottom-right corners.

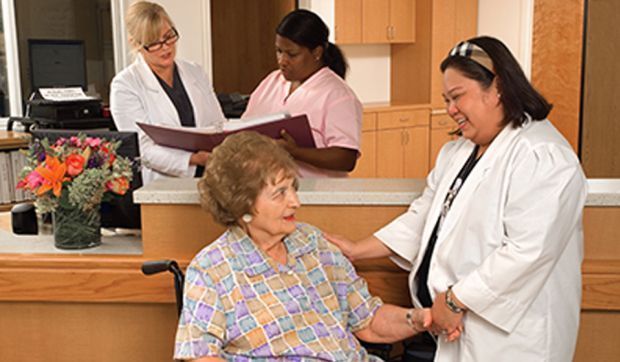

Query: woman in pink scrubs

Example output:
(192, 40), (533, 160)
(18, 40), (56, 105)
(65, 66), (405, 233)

(242, 9), (363, 178)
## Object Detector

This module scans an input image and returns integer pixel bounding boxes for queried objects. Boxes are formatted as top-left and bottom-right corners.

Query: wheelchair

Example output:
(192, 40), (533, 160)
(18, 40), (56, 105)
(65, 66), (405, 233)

(141, 259), (400, 361)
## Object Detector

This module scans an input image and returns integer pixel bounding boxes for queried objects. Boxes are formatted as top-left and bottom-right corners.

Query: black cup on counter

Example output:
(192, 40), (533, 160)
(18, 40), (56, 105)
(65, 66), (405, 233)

(11, 203), (38, 235)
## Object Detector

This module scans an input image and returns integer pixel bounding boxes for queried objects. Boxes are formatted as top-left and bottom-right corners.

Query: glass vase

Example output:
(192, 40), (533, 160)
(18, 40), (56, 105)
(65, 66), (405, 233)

(53, 201), (101, 250)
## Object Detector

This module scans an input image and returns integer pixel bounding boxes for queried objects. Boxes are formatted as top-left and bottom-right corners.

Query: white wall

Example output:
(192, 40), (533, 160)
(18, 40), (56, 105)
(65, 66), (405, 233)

(340, 44), (391, 103)
(477, 0), (534, 78)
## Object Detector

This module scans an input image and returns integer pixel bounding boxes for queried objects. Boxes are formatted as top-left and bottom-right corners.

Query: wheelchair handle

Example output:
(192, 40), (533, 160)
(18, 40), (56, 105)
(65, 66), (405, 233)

(141, 260), (177, 275)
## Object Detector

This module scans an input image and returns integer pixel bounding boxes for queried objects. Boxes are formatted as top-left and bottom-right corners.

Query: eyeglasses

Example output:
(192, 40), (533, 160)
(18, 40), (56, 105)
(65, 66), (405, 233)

(143, 28), (179, 52)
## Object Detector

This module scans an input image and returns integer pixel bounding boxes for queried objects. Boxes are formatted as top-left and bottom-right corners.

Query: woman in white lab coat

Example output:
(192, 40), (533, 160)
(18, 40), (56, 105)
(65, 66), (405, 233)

(327, 36), (587, 361)
(110, 1), (225, 185)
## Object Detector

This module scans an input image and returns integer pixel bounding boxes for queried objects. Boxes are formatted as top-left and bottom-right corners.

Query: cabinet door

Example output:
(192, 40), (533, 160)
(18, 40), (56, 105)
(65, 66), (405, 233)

(335, 0), (362, 44)
(390, 0), (415, 42)
(350, 131), (377, 177)
(362, 0), (390, 43)
(403, 126), (429, 178)
(376, 128), (404, 178)
(430, 114), (457, 169)
(350, 113), (377, 177)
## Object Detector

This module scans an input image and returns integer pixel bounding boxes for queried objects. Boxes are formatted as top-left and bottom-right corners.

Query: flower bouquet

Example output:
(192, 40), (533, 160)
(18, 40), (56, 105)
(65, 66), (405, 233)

(17, 134), (134, 249)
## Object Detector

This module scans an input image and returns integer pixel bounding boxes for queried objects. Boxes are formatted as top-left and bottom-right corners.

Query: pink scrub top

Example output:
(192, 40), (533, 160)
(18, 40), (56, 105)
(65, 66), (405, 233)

(243, 67), (363, 178)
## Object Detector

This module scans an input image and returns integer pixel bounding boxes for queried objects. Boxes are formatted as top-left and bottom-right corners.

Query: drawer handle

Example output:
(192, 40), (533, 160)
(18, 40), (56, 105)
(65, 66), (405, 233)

(399, 117), (410, 122)
(439, 119), (449, 126)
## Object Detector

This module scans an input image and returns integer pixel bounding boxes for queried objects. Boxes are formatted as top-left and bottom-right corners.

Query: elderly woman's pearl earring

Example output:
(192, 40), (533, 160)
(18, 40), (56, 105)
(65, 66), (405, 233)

(242, 214), (253, 223)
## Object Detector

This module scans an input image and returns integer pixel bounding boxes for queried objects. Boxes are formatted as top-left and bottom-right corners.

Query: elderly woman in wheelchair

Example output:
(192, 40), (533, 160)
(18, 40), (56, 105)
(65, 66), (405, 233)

(173, 131), (437, 361)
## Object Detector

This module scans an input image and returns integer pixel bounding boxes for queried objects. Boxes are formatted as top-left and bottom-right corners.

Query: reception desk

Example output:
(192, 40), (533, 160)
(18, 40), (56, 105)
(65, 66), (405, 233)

(1, 178), (619, 361)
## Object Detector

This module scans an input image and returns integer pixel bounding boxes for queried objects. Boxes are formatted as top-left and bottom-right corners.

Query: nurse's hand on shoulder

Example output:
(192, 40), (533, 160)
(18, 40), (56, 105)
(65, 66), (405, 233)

(324, 233), (356, 261)
(431, 291), (465, 342)
(190, 150), (210, 166)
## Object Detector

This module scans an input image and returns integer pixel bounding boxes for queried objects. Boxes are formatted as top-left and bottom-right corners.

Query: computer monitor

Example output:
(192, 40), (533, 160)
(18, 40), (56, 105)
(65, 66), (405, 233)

(31, 129), (142, 229)
(28, 39), (87, 91)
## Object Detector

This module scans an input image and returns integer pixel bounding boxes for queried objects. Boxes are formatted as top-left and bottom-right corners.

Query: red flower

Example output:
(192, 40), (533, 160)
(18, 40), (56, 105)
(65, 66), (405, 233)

(106, 177), (129, 195)
(65, 154), (85, 177)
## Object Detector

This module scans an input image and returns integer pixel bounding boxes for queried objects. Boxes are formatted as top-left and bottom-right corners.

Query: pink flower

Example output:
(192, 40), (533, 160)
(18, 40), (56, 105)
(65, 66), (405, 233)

(69, 136), (82, 147)
(17, 171), (44, 190)
(84, 137), (102, 148)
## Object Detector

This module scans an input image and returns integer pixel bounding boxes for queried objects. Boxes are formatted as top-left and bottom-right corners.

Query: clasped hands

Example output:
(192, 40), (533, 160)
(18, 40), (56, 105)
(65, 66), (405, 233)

(428, 291), (465, 342)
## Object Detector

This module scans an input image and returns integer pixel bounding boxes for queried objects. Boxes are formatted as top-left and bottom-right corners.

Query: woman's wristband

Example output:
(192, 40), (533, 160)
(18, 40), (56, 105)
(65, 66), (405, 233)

(405, 309), (420, 332)
(446, 285), (465, 314)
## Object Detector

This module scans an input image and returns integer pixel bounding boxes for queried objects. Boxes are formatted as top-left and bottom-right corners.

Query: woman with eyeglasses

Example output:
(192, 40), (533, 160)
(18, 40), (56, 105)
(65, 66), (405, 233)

(110, 1), (225, 184)
(242, 9), (363, 178)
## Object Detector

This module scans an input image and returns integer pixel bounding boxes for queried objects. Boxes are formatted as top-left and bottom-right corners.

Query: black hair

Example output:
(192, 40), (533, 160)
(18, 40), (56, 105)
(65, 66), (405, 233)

(440, 36), (552, 127)
(276, 9), (348, 79)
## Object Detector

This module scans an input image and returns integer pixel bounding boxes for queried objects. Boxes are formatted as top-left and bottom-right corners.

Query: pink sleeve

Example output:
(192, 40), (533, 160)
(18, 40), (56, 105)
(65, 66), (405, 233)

(323, 96), (363, 151)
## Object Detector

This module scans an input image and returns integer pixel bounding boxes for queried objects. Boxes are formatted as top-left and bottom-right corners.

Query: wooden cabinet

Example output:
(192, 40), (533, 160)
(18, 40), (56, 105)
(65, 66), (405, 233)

(375, 109), (429, 178)
(335, 0), (362, 44)
(351, 107), (430, 179)
(335, 0), (415, 44)
(430, 112), (458, 169)
(350, 113), (377, 177)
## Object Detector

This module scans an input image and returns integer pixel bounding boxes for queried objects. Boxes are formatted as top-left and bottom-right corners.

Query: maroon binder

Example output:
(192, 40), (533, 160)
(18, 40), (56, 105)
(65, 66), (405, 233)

(136, 114), (315, 152)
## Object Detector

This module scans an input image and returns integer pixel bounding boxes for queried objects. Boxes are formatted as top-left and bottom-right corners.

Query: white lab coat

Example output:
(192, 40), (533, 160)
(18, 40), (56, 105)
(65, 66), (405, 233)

(110, 54), (226, 185)
(375, 119), (587, 361)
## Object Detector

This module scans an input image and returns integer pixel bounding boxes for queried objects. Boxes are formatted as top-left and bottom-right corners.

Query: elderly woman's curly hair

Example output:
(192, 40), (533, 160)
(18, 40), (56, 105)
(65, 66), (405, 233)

(198, 131), (298, 226)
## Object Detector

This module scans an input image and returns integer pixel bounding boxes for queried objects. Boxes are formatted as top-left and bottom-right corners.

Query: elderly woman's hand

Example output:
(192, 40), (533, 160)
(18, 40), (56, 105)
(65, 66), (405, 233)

(413, 308), (433, 332)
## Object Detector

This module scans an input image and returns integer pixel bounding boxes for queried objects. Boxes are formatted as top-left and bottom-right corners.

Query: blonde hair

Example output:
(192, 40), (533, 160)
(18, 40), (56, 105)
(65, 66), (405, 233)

(125, 1), (175, 50)
(198, 131), (298, 226)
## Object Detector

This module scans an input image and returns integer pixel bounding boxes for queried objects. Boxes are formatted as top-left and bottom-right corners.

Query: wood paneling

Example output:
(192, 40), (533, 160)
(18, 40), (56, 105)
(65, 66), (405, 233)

(210, 0), (295, 94)
(575, 311), (620, 361)
(0, 131), (30, 150)
(0, 255), (182, 303)
(583, 207), (620, 260)
(580, 0), (620, 177)
(391, 0), (431, 104)
(531, 0), (584, 151)
(0, 302), (178, 362)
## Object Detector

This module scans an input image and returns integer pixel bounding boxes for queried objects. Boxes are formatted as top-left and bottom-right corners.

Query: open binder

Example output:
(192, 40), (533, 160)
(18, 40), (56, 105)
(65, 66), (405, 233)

(136, 113), (315, 152)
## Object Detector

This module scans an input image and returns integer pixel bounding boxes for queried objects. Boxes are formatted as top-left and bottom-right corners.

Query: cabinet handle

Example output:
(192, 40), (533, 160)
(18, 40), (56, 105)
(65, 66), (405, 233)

(391, 25), (396, 39)
(386, 25), (391, 40)
(439, 119), (448, 126)
(404, 131), (409, 145)
(399, 117), (410, 123)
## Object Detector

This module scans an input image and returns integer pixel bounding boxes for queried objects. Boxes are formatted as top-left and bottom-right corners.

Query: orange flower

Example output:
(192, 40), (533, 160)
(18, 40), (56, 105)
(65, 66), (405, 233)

(106, 177), (129, 195)
(65, 153), (85, 177)
(35, 156), (68, 197)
